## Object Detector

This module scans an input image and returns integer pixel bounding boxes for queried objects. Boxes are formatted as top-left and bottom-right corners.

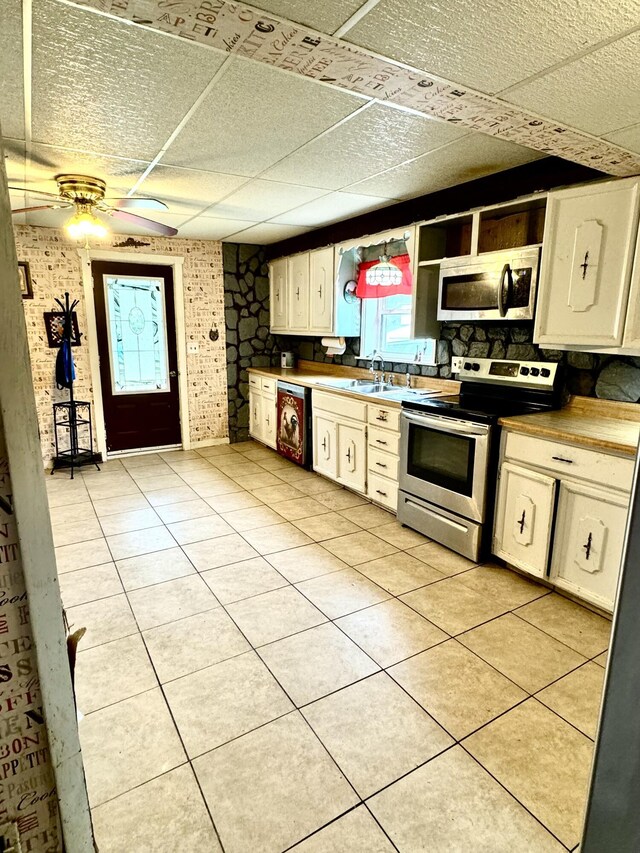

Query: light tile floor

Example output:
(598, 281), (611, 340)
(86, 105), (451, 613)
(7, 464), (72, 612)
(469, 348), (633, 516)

(47, 440), (611, 852)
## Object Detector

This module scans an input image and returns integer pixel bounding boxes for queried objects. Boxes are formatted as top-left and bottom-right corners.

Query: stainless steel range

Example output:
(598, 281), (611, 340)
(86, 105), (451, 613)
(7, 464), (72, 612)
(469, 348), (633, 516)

(398, 358), (561, 561)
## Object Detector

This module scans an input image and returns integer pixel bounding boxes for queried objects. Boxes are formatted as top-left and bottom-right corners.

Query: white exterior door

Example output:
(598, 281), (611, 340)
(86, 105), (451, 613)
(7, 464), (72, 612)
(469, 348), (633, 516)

(313, 413), (336, 479)
(269, 257), (287, 331)
(309, 246), (334, 333)
(493, 462), (556, 579)
(336, 420), (367, 493)
(550, 481), (628, 610)
(535, 178), (640, 349)
(287, 253), (310, 331)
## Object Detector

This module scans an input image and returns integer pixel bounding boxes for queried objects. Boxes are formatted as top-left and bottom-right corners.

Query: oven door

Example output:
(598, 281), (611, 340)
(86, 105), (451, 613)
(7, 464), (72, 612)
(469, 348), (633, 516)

(437, 248), (539, 322)
(399, 410), (490, 522)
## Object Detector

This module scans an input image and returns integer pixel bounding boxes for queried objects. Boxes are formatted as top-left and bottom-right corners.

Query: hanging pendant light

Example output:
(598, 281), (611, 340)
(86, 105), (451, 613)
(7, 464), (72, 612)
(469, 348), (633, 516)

(365, 243), (403, 288)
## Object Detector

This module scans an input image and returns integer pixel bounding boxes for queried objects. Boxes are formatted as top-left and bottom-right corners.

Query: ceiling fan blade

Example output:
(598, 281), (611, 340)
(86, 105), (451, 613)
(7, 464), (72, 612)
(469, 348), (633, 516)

(106, 208), (178, 237)
(2, 138), (57, 168)
(8, 186), (63, 200)
(12, 204), (69, 214)
(107, 197), (168, 211)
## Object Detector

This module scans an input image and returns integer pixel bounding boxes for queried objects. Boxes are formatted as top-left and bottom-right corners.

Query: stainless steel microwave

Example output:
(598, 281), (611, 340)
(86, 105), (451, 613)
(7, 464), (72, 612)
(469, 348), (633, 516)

(437, 247), (541, 322)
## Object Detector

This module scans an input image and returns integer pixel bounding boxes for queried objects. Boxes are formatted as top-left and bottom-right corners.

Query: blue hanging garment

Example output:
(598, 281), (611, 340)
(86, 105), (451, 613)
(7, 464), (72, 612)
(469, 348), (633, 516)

(55, 338), (76, 389)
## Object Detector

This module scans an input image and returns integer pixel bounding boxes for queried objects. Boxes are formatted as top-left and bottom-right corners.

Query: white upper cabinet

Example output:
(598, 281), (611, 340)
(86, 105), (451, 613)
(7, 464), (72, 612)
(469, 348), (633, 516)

(534, 178), (640, 351)
(269, 257), (287, 332)
(287, 253), (310, 331)
(308, 246), (334, 334)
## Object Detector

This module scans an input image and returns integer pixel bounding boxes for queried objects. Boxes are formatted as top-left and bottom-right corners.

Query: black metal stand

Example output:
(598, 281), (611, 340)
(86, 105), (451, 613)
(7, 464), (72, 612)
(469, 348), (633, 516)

(50, 292), (101, 479)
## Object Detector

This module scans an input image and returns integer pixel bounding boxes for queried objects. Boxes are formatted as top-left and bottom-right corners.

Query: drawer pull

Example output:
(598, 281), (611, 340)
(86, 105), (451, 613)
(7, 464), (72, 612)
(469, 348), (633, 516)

(375, 439), (388, 446)
(376, 413), (388, 422)
(551, 456), (574, 464)
(376, 489), (388, 497)
(375, 461), (387, 469)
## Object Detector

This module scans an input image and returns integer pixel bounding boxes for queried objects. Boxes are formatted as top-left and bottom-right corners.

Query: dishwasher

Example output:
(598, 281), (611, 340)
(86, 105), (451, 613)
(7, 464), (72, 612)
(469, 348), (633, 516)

(276, 381), (313, 468)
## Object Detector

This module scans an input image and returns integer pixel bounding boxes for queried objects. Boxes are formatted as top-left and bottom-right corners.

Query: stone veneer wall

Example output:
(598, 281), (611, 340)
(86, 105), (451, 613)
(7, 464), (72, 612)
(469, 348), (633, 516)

(223, 243), (281, 442)
(288, 323), (640, 402)
(14, 226), (228, 462)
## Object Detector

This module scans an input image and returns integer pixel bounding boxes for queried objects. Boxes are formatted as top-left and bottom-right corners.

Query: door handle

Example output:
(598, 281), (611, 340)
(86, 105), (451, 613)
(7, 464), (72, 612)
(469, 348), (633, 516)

(498, 263), (511, 318)
(296, 287), (300, 299)
(517, 510), (526, 534)
(346, 446), (351, 462)
(169, 370), (177, 378)
(318, 284), (323, 298)
(322, 437), (327, 451)
(583, 531), (593, 560)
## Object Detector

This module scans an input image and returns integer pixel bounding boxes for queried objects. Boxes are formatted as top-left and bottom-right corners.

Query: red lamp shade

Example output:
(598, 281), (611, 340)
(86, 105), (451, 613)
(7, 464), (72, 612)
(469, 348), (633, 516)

(355, 253), (413, 298)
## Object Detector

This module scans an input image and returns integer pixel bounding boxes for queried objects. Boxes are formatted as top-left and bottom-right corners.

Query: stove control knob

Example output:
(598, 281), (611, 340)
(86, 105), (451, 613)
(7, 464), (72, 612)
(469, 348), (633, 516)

(520, 366), (530, 375)
(540, 367), (551, 378)
(530, 367), (540, 377)
(464, 362), (472, 370)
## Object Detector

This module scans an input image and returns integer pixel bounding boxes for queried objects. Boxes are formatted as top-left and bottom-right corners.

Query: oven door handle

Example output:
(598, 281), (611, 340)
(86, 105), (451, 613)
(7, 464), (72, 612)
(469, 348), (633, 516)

(401, 411), (489, 437)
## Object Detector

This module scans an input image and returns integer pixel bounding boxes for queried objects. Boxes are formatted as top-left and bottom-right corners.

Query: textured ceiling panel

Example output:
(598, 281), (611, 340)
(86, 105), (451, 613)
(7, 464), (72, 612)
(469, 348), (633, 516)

(164, 58), (365, 177)
(270, 191), (396, 227)
(346, 0), (640, 94)
(504, 31), (640, 136)
(205, 179), (328, 220)
(245, 0), (365, 34)
(31, 0), (227, 160)
(0, 0), (25, 140)
(349, 134), (543, 200)
(605, 124), (640, 156)
(171, 216), (257, 240)
(263, 104), (468, 189)
(224, 222), (313, 244)
(135, 166), (248, 215)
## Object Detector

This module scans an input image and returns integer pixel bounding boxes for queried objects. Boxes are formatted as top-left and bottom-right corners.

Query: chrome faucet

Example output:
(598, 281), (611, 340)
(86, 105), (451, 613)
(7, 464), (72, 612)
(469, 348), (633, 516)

(370, 351), (384, 383)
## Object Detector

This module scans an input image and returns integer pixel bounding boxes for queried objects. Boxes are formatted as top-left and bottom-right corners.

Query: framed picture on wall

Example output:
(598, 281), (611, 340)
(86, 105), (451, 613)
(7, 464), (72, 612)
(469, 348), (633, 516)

(43, 312), (81, 347)
(18, 261), (33, 299)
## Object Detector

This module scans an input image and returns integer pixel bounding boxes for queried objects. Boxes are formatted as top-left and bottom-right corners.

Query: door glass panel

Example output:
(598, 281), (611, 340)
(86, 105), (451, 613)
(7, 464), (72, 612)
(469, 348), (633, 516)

(441, 272), (500, 310)
(407, 424), (475, 496)
(104, 275), (169, 394)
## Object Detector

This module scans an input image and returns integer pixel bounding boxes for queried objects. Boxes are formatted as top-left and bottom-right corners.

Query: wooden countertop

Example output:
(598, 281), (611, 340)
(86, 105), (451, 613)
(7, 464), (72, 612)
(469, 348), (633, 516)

(248, 360), (459, 407)
(500, 397), (640, 456)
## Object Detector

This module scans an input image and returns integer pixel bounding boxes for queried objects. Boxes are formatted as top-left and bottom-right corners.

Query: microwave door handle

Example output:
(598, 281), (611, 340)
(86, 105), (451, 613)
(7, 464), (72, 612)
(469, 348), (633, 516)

(498, 263), (511, 318)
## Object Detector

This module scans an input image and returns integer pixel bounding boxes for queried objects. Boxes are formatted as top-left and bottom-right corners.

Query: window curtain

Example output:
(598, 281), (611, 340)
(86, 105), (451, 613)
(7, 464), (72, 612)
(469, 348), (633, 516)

(355, 252), (413, 299)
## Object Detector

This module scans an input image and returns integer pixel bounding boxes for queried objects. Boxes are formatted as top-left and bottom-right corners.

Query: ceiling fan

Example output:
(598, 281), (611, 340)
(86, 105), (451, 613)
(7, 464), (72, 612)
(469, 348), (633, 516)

(9, 173), (178, 238)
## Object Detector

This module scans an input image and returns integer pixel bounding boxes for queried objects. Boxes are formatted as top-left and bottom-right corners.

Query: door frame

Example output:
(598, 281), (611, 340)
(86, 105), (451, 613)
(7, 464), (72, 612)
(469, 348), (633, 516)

(78, 248), (189, 459)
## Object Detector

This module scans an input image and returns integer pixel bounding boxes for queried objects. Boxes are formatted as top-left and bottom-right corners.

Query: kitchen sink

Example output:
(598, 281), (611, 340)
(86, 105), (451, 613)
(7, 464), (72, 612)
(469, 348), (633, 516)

(315, 378), (396, 394)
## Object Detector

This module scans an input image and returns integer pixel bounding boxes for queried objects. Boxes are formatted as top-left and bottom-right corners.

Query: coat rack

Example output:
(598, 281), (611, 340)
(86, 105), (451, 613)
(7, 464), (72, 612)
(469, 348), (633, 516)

(51, 292), (101, 478)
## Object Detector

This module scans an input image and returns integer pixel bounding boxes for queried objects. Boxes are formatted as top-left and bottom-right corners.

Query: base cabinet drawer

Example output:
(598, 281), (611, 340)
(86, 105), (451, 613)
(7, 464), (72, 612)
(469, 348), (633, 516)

(313, 390), (367, 422)
(368, 404), (401, 432)
(493, 462), (556, 579)
(368, 471), (398, 511)
(368, 425), (400, 456)
(550, 481), (628, 610)
(504, 431), (634, 491)
(368, 446), (399, 481)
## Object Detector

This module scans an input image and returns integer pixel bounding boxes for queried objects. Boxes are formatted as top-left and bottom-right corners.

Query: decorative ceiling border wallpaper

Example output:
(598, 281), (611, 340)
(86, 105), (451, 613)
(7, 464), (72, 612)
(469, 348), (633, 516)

(67, 0), (640, 177)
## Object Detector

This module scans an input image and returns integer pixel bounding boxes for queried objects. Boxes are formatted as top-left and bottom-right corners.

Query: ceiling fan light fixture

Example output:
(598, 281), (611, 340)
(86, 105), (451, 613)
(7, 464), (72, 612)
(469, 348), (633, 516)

(66, 204), (108, 241)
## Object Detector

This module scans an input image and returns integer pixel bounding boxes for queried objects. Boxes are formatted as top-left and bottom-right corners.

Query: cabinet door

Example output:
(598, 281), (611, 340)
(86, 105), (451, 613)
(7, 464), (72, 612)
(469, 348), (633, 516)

(309, 246), (334, 334)
(313, 414), (336, 479)
(336, 421), (367, 494)
(535, 178), (640, 349)
(269, 258), (287, 331)
(493, 462), (556, 579)
(262, 395), (277, 449)
(551, 481), (628, 610)
(621, 227), (640, 350)
(287, 253), (310, 331)
(249, 389), (263, 442)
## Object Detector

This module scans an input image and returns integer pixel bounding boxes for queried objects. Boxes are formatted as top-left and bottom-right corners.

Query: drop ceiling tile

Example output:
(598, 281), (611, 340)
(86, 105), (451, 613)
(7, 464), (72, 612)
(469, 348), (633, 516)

(345, 0), (640, 94)
(505, 30), (640, 136)
(243, 0), (366, 33)
(135, 166), (249, 215)
(171, 216), (258, 241)
(224, 223), (314, 244)
(31, 0), (227, 160)
(164, 57), (366, 177)
(348, 134), (542, 200)
(205, 180), (328, 220)
(263, 104), (467, 189)
(605, 123), (640, 155)
(0, 0), (24, 139)
(269, 191), (396, 227)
